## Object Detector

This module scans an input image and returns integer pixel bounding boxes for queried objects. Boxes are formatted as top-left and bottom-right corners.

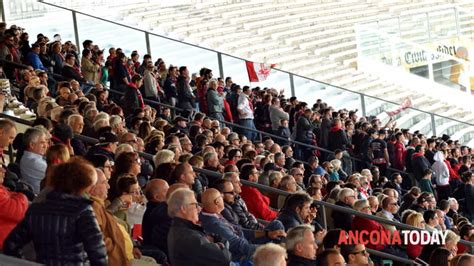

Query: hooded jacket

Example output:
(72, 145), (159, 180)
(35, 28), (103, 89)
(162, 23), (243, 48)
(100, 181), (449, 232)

(432, 151), (449, 186)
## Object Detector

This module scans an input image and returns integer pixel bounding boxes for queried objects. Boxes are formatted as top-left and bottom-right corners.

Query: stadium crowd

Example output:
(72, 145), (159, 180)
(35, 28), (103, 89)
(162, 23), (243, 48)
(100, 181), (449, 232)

(0, 22), (474, 266)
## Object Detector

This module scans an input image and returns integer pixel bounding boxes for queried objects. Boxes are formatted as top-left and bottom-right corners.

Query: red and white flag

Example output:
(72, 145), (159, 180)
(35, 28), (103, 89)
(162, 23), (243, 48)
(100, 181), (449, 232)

(246, 61), (276, 82)
(385, 98), (412, 117)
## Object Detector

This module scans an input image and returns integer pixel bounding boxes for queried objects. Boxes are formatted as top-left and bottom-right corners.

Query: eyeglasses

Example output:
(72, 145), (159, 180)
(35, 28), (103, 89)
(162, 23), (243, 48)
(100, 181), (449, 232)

(351, 249), (368, 256)
(222, 191), (235, 195)
(187, 202), (200, 208)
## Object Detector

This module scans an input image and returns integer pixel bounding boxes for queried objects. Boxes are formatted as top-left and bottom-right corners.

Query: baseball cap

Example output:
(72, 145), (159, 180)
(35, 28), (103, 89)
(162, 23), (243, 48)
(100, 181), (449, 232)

(98, 132), (118, 145)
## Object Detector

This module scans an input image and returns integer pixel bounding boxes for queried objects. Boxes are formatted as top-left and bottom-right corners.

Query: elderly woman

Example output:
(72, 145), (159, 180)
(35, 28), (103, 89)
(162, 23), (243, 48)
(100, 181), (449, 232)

(3, 158), (107, 265)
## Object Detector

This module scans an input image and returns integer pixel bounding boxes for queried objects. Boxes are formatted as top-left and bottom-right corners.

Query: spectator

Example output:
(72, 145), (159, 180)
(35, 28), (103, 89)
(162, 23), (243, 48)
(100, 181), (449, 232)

(277, 192), (313, 231)
(167, 188), (232, 265)
(240, 163), (277, 221)
(285, 224), (318, 265)
(332, 188), (356, 231)
(376, 196), (399, 234)
(316, 249), (346, 266)
(412, 145), (431, 183)
(20, 127), (48, 194)
(253, 243), (286, 266)
(4, 158), (107, 265)
(340, 244), (371, 266)
(123, 74), (145, 116)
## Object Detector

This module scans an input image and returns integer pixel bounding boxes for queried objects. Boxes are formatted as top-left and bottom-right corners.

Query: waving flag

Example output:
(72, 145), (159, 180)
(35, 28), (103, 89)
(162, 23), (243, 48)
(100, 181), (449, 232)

(246, 61), (276, 82)
(385, 98), (412, 117)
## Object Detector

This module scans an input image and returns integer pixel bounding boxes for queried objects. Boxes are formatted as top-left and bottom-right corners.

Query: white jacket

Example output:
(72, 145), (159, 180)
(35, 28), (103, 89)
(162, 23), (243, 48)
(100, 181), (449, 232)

(432, 151), (449, 186)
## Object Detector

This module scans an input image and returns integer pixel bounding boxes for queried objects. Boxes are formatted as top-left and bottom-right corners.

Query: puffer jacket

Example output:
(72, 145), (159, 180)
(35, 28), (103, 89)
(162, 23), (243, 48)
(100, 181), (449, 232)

(230, 195), (263, 230)
(3, 191), (107, 266)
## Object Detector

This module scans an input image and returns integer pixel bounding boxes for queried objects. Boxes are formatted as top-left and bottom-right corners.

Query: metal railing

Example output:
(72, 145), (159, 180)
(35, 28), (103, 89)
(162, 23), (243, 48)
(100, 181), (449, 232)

(1, 0), (473, 143)
(0, 112), (436, 265)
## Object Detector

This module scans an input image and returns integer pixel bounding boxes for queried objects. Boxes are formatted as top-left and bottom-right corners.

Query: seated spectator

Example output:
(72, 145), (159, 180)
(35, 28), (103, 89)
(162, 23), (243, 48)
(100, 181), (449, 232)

(239, 163), (278, 221)
(340, 244), (371, 266)
(142, 179), (169, 247)
(20, 127), (48, 195)
(316, 249), (346, 266)
(252, 243), (287, 266)
(167, 188), (232, 266)
(4, 158), (107, 265)
(0, 160), (28, 250)
(67, 114), (87, 156)
(86, 132), (119, 162)
(331, 188), (356, 231)
(351, 199), (387, 251)
(376, 196), (399, 234)
(200, 188), (285, 263)
(277, 192), (313, 231)
(285, 224), (318, 265)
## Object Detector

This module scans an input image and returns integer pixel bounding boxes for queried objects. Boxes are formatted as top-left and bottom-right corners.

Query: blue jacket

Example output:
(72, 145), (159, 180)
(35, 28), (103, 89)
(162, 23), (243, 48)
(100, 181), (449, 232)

(199, 212), (257, 262)
(26, 51), (47, 71)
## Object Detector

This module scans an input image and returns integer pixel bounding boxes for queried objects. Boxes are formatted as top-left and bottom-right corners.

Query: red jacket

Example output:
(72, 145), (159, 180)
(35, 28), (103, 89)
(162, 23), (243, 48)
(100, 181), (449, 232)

(446, 159), (460, 181)
(351, 216), (387, 251)
(0, 185), (28, 250)
(393, 141), (405, 170)
(240, 185), (277, 221)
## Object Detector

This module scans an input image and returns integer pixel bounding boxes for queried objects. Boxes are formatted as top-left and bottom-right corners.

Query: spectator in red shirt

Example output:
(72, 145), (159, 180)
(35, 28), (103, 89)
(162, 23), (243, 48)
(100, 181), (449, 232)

(392, 132), (406, 171)
(239, 163), (277, 221)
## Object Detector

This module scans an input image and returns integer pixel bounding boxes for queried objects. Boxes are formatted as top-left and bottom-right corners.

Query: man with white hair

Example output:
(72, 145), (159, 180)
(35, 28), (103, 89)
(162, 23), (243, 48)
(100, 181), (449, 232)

(285, 224), (318, 265)
(68, 114), (87, 156)
(167, 188), (231, 266)
(253, 243), (286, 266)
(109, 115), (126, 135)
(20, 127), (48, 194)
(447, 198), (459, 219)
(331, 188), (356, 231)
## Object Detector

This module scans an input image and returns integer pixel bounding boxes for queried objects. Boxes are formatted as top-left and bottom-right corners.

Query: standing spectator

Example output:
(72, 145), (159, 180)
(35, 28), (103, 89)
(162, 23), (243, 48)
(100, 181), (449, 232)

(207, 78), (225, 122)
(237, 86), (257, 141)
(269, 97), (289, 133)
(368, 129), (390, 176)
(81, 48), (100, 84)
(4, 159), (108, 265)
(412, 145), (432, 184)
(163, 66), (178, 113)
(176, 66), (195, 118)
(20, 127), (48, 195)
(143, 62), (159, 100)
(295, 109), (317, 160)
(62, 53), (86, 83)
(123, 74), (145, 116)
(433, 150), (450, 200)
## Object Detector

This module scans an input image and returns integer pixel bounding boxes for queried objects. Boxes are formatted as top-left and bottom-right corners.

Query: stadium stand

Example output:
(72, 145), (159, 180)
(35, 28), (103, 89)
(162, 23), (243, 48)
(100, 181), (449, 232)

(1, 1), (474, 265)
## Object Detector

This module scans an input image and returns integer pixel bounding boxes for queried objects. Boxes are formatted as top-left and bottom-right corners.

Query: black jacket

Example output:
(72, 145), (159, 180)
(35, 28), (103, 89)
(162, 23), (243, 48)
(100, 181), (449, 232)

(411, 152), (431, 181)
(230, 196), (263, 230)
(221, 202), (240, 225)
(287, 253), (317, 266)
(86, 145), (115, 162)
(176, 76), (195, 110)
(295, 116), (314, 144)
(168, 217), (231, 266)
(71, 137), (87, 156)
(277, 208), (304, 231)
(3, 191), (107, 266)
(328, 128), (350, 151)
(331, 201), (354, 231)
(142, 201), (171, 255)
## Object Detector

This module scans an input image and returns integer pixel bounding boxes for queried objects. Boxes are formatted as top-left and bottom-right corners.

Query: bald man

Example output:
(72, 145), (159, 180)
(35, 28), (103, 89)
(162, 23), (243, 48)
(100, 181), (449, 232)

(142, 179), (169, 247)
(142, 182), (187, 255)
(199, 189), (286, 262)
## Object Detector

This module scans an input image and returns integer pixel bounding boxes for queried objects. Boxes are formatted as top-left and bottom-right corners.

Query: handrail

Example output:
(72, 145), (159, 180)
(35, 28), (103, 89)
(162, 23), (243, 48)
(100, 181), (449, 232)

(35, 0), (474, 128)
(2, 112), (473, 256)
(366, 248), (421, 266)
